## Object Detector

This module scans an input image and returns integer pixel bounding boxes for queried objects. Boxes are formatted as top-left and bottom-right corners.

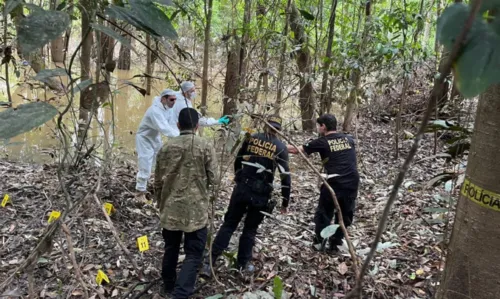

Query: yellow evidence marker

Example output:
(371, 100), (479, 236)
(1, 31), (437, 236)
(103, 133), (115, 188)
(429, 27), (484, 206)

(137, 235), (149, 252)
(48, 211), (61, 224)
(104, 203), (114, 216)
(1, 194), (10, 207)
(96, 269), (110, 285)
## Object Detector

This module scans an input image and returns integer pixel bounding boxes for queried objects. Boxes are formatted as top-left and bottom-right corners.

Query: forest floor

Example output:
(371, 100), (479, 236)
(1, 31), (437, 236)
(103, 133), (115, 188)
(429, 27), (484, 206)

(0, 118), (454, 299)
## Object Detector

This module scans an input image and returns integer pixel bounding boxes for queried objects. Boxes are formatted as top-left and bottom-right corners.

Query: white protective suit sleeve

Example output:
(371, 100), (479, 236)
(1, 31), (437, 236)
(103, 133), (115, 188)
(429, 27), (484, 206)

(150, 107), (179, 137)
(174, 92), (220, 127)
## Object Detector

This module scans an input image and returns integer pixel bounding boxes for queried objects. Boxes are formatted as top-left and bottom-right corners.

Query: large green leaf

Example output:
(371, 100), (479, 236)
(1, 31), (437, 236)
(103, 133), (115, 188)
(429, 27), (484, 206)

(33, 68), (68, 84)
(106, 1), (177, 40)
(437, 3), (500, 98)
(0, 102), (58, 140)
(4, 0), (23, 15)
(91, 23), (137, 55)
(320, 224), (340, 239)
(71, 79), (92, 95)
(129, 0), (177, 39)
(17, 6), (70, 54)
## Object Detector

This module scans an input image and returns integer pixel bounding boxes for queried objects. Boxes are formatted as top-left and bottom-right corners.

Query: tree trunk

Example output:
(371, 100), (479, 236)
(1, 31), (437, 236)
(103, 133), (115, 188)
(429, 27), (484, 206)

(239, 0), (252, 88)
(343, 0), (374, 132)
(223, 35), (241, 116)
(436, 83), (500, 299)
(201, 0), (214, 116)
(146, 35), (152, 95)
(275, 0), (292, 115)
(78, 0), (94, 140)
(256, 3), (269, 101)
(290, 4), (315, 131)
(117, 30), (132, 70)
(50, 0), (64, 64)
(319, 0), (339, 115)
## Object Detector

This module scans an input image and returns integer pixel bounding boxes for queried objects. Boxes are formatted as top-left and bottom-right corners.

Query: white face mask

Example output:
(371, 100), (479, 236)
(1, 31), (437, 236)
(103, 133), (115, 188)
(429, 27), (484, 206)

(190, 92), (196, 100)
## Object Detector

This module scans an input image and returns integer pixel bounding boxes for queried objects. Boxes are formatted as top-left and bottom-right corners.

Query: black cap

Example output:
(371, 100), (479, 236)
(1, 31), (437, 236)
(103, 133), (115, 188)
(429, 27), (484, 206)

(179, 108), (199, 130)
(267, 115), (282, 130)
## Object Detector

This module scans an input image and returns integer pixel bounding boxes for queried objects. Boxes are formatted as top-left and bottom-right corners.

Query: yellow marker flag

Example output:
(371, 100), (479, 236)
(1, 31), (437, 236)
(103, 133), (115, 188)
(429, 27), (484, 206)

(96, 269), (110, 285)
(137, 235), (149, 252)
(1, 194), (10, 207)
(104, 203), (114, 216)
(48, 211), (61, 224)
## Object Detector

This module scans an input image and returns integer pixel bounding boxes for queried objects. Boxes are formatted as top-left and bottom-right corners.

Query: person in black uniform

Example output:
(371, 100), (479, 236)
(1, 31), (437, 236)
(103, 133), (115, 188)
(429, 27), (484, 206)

(201, 115), (291, 276)
(288, 114), (359, 252)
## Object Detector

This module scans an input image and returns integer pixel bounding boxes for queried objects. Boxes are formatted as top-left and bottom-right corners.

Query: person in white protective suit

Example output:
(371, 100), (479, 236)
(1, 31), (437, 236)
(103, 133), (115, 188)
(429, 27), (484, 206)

(135, 89), (179, 197)
(173, 81), (231, 126)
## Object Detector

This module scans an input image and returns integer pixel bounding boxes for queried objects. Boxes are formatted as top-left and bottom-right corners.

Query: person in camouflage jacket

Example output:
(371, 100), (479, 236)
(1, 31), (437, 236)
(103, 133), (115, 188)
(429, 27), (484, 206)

(154, 107), (217, 299)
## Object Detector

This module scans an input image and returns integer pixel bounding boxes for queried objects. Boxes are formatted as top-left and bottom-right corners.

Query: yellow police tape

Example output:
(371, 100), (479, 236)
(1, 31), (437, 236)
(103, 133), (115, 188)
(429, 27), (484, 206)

(461, 177), (500, 212)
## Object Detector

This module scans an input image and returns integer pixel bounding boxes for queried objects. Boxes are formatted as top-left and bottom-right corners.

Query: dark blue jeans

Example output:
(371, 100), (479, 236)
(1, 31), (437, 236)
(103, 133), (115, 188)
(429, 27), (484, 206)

(314, 184), (357, 244)
(210, 183), (268, 267)
(162, 227), (207, 299)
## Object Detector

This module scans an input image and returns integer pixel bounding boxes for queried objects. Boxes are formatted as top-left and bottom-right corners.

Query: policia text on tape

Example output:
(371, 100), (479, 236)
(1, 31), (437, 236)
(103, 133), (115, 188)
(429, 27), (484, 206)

(461, 177), (500, 212)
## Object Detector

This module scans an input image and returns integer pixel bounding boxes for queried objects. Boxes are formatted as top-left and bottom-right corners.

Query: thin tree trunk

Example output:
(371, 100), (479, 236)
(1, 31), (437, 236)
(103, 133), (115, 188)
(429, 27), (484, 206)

(146, 35), (152, 95)
(50, 0), (65, 65)
(435, 83), (500, 299)
(343, 0), (374, 132)
(256, 3), (269, 98)
(78, 0), (94, 140)
(275, 0), (292, 114)
(201, 0), (214, 116)
(319, 0), (339, 115)
(117, 27), (131, 70)
(223, 34), (241, 116)
(239, 0), (252, 88)
(290, 4), (315, 131)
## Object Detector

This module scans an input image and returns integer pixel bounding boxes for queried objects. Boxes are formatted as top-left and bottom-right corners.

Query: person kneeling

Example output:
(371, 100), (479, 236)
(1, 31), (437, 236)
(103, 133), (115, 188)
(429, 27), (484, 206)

(154, 108), (217, 298)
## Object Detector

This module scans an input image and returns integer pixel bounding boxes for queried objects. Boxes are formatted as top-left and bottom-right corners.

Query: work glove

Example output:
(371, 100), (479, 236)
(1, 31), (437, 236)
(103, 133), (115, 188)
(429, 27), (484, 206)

(218, 115), (230, 125)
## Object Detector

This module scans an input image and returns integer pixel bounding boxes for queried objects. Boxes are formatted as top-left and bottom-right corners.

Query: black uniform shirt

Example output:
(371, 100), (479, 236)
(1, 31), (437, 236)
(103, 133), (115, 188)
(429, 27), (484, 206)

(234, 132), (291, 207)
(302, 132), (359, 191)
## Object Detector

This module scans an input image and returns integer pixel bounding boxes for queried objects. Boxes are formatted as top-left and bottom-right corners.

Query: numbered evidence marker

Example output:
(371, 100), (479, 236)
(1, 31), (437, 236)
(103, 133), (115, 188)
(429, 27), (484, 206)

(137, 235), (150, 252)
(48, 211), (61, 224)
(1, 194), (10, 207)
(95, 269), (110, 286)
(104, 203), (114, 216)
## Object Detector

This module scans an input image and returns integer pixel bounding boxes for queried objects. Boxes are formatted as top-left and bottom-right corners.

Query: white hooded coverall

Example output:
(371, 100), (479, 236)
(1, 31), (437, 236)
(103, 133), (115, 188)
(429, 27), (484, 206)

(173, 91), (219, 126)
(135, 96), (179, 192)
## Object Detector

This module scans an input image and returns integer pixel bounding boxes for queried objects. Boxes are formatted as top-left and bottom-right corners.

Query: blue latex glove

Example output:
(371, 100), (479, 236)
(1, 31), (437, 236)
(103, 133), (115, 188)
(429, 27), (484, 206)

(218, 115), (230, 125)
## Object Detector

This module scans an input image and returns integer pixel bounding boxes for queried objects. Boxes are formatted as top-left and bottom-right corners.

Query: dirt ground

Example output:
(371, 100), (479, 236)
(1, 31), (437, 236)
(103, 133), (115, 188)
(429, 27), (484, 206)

(0, 119), (452, 299)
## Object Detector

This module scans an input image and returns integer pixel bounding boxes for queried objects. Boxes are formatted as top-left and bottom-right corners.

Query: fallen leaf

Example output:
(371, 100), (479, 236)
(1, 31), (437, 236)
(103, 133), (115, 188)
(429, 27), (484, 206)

(337, 262), (348, 275)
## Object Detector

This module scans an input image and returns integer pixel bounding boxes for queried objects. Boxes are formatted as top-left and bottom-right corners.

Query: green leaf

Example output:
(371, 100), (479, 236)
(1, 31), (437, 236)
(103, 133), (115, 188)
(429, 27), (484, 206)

(91, 23), (137, 55)
(0, 102), (58, 140)
(205, 295), (224, 299)
(106, 1), (177, 40)
(56, 0), (67, 11)
(71, 79), (92, 95)
(4, 0), (23, 15)
(298, 9), (315, 21)
(37, 257), (49, 264)
(437, 3), (500, 98)
(320, 224), (340, 239)
(133, 285), (145, 291)
(33, 68), (68, 84)
(129, 0), (178, 39)
(273, 276), (283, 299)
(17, 6), (70, 54)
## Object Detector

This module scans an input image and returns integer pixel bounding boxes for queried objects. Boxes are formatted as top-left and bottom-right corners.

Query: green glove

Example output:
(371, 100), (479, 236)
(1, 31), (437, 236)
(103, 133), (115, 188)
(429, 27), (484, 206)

(218, 115), (230, 125)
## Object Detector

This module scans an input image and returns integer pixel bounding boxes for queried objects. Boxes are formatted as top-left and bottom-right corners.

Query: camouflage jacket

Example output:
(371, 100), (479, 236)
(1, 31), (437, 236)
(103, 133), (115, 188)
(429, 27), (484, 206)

(154, 131), (217, 232)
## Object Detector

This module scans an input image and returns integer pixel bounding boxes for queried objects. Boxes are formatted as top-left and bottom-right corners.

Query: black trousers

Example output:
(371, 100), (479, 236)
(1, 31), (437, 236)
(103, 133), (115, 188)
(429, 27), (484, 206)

(314, 184), (357, 244)
(162, 227), (207, 299)
(210, 183), (269, 267)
